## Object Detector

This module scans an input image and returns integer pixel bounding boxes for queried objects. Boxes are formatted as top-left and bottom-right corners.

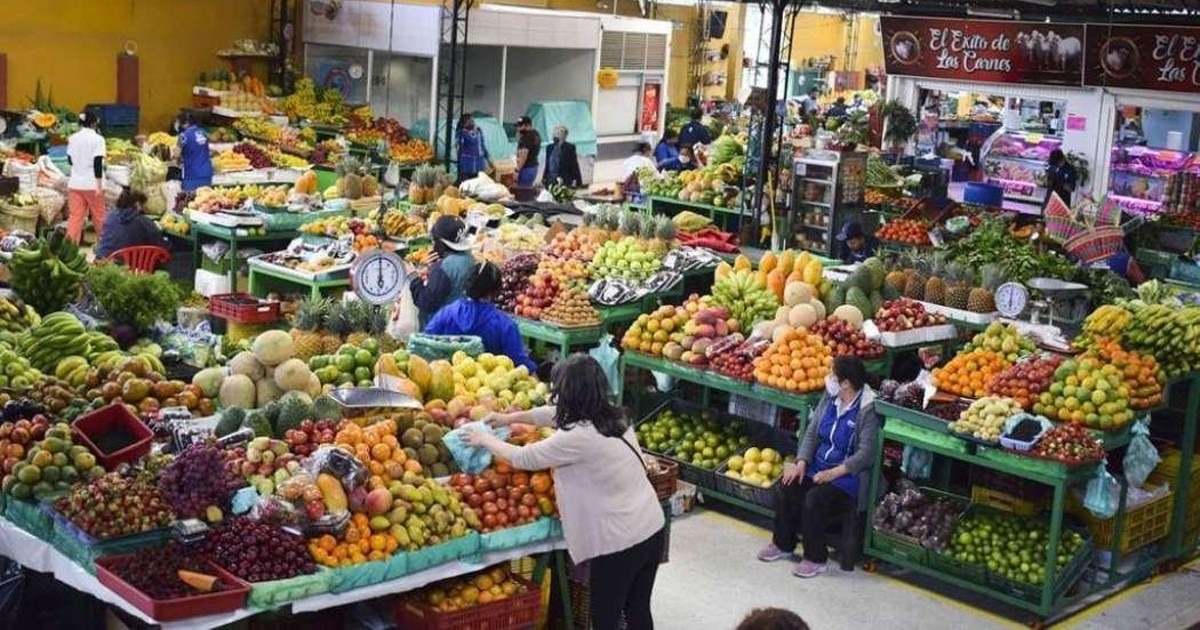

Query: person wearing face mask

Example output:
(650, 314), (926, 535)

(543, 125), (582, 188)
(757, 356), (880, 578)
(456, 113), (491, 184)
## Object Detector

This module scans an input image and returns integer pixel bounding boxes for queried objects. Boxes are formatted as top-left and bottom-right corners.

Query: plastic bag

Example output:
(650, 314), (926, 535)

(901, 445), (932, 480)
(442, 421), (511, 474)
(1084, 458), (1119, 519)
(390, 279), (419, 342)
(1123, 418), (1160, 489)
(589, 334), (620, 397)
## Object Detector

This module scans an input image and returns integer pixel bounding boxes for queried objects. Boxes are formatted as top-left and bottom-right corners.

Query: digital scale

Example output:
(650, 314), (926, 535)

(350, 248), (410, 305)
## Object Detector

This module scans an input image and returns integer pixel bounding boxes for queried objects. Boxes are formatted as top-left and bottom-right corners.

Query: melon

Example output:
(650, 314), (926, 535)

(831, 305), (865, 329)
(274, 358), (313, 392)
(256, 377), (283, 407)
(811, 299), (826, 320)
(252, 330), (295, 367)
(219, 374), (257, 409)
(783, 282), (815, 307)
(192, 368), (226, 399)
(772, 324), (793, 344)
(229, 351), (266, 382)
(306, 373), (322, 398)
(788, 304), (818, 328)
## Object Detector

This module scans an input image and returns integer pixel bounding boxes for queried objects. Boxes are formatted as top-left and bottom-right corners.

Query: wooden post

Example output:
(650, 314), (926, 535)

(117, 53), (139, 106)
(0, 53), (8, 109)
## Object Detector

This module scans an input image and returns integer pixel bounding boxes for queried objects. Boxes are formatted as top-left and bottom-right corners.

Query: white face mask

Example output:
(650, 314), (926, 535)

(679, 155), (691, 164)
(825, 375), (841, 397)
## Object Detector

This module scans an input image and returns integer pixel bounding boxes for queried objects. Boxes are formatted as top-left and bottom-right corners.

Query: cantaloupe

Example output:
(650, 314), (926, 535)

(784, 282), (815, 307)
(256, 377), (283, 407)
(831, 305), (865, 329)
(219, 374), (257, 409)
(229, 351), (265, 382)
(811, 299), (826, 320)
(788, 304), (818, 328)
(252, 330), (295, 367)
(274, 358), (313, 392)
(192, 368), (226, 399)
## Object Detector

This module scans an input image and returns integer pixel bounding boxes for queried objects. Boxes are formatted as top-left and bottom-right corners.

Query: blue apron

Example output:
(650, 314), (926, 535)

(809, 394), (862, 499)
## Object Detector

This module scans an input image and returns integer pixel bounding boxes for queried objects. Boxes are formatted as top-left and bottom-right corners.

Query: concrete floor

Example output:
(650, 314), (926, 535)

(651, 507), (1200, 629)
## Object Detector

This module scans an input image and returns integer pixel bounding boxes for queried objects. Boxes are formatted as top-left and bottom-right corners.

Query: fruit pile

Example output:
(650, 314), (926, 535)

(54, 473), (174, 539)
(88, 356), (213, 421)
(544, 230), (600, 261)
(334, 417), (451, 482)
(308, 343), (380, 389)
(710, 269), (780, 329)
(872, 483), (961, 551)
(666, 304), (742, 367)
(101, 544), (233, 600)
(1030, 423), (1104, 464)
(588, 237), (661, 282)
(0, 295), (40, 334)
(0, 413), (49, 475)
(722, 447), (792, 488)
(621, 299), (694, 358)
(635, 408), (749, 469)
(540, 288), (600, 327)
(1031, 356), (1134, 430)
(808, 317), (883, 359)
(157, 443), (245, 521)
(512, 273), (561, 320)
(948, 396), (1023, 442)
(447, 464), (557, 533)
(1080, 304), (1132, 345)
(933, 350), (1011, 399)
(201, 519), (317, 582)
(876, 218), (931, 246)
(536, 258), (590, 288)
(942, 512), (1085, 587)
(1084, 338), (1162, 410)
(1120, 303), (1200, 379)
(298, 216), (376, 238)
(214, 149), (252, 172)
(0, 345), (43, 390)
(708, 335), (769, 381)
(416, 565), (531, 613)
(8, 234), (88, 316)
(309, 513), (399, 568)
(379, 210), (425, 240)
(987, 354), (1064, 410)
(497, 254), (541, 312)
(186, 186), (258, 213)
(753, 328), (831, 393)
(873, 298), (947, 332)
(16, 312), (107, 374)
(282, 419), (339, 458)
(2, 421), (102, 501)
(962, 322), (1037, 362)
(224, 436), (305, 496)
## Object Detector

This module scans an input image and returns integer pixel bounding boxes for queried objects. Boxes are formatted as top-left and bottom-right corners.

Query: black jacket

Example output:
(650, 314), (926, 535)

(544, 141), (582, 188)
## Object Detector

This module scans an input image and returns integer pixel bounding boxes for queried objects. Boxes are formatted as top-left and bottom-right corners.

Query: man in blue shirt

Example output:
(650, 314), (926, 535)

(677, 108), (713, 149)
(177, 113), (213, 191)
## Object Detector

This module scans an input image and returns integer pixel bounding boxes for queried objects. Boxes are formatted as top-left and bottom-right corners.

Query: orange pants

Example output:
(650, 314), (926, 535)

(67, 189), (105, 243)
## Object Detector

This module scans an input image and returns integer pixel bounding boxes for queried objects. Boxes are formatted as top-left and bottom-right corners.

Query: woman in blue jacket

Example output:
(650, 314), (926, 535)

(456, 113), (490, 183)
(423, 261), (537, 373)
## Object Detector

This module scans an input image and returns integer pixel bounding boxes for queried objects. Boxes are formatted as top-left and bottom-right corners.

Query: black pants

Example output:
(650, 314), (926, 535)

(772, 477), (854, 564)
(588, 528), (665, 630)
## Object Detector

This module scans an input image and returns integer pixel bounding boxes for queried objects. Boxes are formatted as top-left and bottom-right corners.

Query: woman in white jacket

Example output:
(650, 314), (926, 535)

(467, 354), (665, 629)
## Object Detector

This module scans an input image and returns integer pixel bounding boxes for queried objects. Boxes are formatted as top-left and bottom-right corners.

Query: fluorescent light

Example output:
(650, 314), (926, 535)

(1017, 0), (1057, 6)
(967, 7), (1019, 19)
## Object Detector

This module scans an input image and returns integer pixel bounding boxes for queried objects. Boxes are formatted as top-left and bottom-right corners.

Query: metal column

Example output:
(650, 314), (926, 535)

(438, 0), (472, 165)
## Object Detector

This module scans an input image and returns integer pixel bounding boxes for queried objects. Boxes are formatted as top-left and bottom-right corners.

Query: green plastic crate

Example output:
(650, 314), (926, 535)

(326, 558), (390, 594)
(479, 518), (553, 554)
(405, 531), (481, 574)
(873, 529), (929, 566)
(247, 570), (331, 609)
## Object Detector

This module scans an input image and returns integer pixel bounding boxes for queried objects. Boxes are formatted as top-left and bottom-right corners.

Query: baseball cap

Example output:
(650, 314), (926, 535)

(515, 115), (532, 127)
(431, 215), (473, 252)
(836, 221), (865, 242)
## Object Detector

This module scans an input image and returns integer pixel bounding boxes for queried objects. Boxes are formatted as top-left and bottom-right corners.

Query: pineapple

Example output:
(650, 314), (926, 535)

(903, 258), (928, 300)
(945, 263), (972, 311)
(638, 213), (657, 241)
(290, 297), (328, 360)
(323, 300), (350, 353)
(338, 155), (364, 200)
(343, 300), (371, 347)
(969, 264), (1002, 313)
(923, 254), (947, 305)
(885, 269), (908, 294)
(368, 303), (398, 352)
(651, 215), (677, 256)
(618, 209), (643, 238)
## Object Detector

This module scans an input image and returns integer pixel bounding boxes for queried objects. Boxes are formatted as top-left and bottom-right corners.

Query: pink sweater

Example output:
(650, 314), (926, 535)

(489, 409), (665, 563)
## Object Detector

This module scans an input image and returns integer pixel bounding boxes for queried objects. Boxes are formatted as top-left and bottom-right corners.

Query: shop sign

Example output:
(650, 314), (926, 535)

(880, 17), (1084, 86)
(1084, 25), (1200, 93)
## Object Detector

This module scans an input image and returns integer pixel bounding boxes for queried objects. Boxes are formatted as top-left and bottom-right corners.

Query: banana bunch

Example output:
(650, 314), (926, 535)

(0, 345), (43, 389)
(1079, 304), (1132, 347)
(214, 150), (252, 172)
(1121, 303), (1200, 379)
(8, 232), (88, 316)
(0, 296), (40, 333)
(16, 312), (93, 374)
(710, 269), (780, 328)
(381, 211), (424, 239)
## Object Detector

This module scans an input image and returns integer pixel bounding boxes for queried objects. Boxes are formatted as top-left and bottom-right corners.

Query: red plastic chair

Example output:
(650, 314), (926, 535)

(105, 246), (172, 274)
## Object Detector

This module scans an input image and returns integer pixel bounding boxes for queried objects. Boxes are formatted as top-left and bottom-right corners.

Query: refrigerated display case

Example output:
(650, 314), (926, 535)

(982, 131), (1060, 206)
(1107, 145), (1193, 216)
(790, 152), (866, 256)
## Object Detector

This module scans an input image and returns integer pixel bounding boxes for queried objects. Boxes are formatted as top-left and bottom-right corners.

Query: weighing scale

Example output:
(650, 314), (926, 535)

(350, 248), (409, 305)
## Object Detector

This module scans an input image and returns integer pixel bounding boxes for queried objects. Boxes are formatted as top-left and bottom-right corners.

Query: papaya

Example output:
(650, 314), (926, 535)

(733, 254), (752, 272)
(428, 360), (456, 402)
(778, 249), (795, 277)
(406, 354), (433, 397)
(177, 570), (218, 593)
(766, 269), (785, 303)
(317, 473), (348, 513)
(760, 251), (778, 274)
(802, 259), (824, 286)
(714, 261), (733, 282)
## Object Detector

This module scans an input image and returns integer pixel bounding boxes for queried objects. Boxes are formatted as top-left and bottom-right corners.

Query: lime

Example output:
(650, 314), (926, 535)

(354, 349), (374, 367)
(335, 355), (356, 373)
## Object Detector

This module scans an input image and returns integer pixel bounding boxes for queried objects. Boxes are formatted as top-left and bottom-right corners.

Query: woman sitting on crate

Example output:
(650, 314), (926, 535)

(423, 261), (537, 373)
(466, 353), (666, 630)
(94, 187), (168, 261)
(757, 355), (881, 578)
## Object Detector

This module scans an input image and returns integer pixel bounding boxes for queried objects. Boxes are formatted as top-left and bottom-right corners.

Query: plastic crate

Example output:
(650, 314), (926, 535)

(1074, 484), (1174, 554)
(872, 529), (929, 566)
(208, 293), (281, 325)
(985, 530), (1093, 602)
(928, 548), (987, 584)
(1147, 447), (1200, 535)
(647, 457), (679, 502)
(72, 403), (153, 469)
(95, 555), (250, 622)
(85, 103), (139, 127)
(395, 574), (541, 630)
(43, 503), (169, 570)
(971, 485), (1039, 517)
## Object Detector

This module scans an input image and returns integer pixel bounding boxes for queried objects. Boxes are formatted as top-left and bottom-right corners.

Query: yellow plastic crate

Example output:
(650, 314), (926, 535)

(1074, 484), (1174, 554)
(1148, 447), (1200, 535)
(971, 485), (1039, 517)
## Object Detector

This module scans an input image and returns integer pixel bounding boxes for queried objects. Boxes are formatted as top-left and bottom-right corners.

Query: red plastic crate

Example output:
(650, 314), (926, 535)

(209, 293), (281, 325)
(72, 403), (153, 468)
(95, 555), (250, 622)
(395, 574), (541, 630)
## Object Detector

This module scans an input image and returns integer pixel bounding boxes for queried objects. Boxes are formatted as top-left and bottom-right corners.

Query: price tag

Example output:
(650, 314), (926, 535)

(794, 162), (807, 177)
(861, 319), (881, 341)
(928, 228), (944, 247)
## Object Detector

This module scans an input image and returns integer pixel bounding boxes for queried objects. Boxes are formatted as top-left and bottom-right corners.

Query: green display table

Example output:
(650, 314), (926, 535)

(647, 196), (745, 231)
(248, 264), (351, 301)
(512, 316), (605, 357)
(190, 222), (300, 289)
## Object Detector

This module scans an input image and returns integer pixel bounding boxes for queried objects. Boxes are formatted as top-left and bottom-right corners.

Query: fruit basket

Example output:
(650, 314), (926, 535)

(647, 456), (679, 502)
(985, 527), (1093, 603)
(95, 555), (251, 622)
(712, 435), (798, 511)
(72, 403), (154, 469)
(395, 574), (541, 630)
(872, 528), (929, 566)
(208, 292), (282, 325)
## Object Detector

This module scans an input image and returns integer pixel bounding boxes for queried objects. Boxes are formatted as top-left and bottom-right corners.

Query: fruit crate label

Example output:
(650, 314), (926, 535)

(728, 395), (778, 427)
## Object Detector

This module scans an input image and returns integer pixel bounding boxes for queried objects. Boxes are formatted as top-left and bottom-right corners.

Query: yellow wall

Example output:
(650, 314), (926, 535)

(0, 0), (269, 132)
(787, 12), (882, 72)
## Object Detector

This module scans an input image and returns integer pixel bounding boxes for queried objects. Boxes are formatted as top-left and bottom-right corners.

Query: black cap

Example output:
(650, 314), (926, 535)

(515, 115), (532, 127)
(431, 215), (472, 252)
(837, 221), (865, 242)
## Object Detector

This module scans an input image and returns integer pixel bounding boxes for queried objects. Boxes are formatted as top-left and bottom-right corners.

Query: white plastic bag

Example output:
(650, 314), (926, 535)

(36, 156), (67, 191)
(1124, 418), (1160, 489)
(588, 334), (620, 397)
(389, 280), (420, 342)
(1084, 458), (1119, 519)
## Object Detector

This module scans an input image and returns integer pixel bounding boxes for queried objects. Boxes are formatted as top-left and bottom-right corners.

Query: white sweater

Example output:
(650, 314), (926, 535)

(490, 409), (665, 563)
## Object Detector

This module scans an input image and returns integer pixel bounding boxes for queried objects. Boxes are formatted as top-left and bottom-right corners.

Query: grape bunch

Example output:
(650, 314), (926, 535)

(233, 142), (273, 169)
(201, 519), (316, 582)
(157, 443), (245, 520)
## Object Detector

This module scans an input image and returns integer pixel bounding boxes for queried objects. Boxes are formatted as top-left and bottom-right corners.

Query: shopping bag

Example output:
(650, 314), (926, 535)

(442, 421), (511, 474)
(588, 334), (620, 397)
(1123, 418), (1160, 489)
(388, 278), (420, 342)
(1084, 458), (1119, 519)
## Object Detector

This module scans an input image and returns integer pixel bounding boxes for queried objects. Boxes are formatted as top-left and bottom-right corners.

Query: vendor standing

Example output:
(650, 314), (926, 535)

(410, 216), (476, 328)
(456, 113), (490, 183)
(177, 113), (213, 191)
(1045, 149), (1078, 207)
(678, 108), (712, 149)
(514, 116), (541, 187)
(543, 125), (582, 188)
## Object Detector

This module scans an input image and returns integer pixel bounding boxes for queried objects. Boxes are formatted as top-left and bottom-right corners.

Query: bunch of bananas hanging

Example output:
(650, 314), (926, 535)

(8, 232), (88, 316)
(1121, 302), (1200, 380)
(380, 210), (425, 239)
(0, 295), (40, 333)
(15, 312), (94, 374)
